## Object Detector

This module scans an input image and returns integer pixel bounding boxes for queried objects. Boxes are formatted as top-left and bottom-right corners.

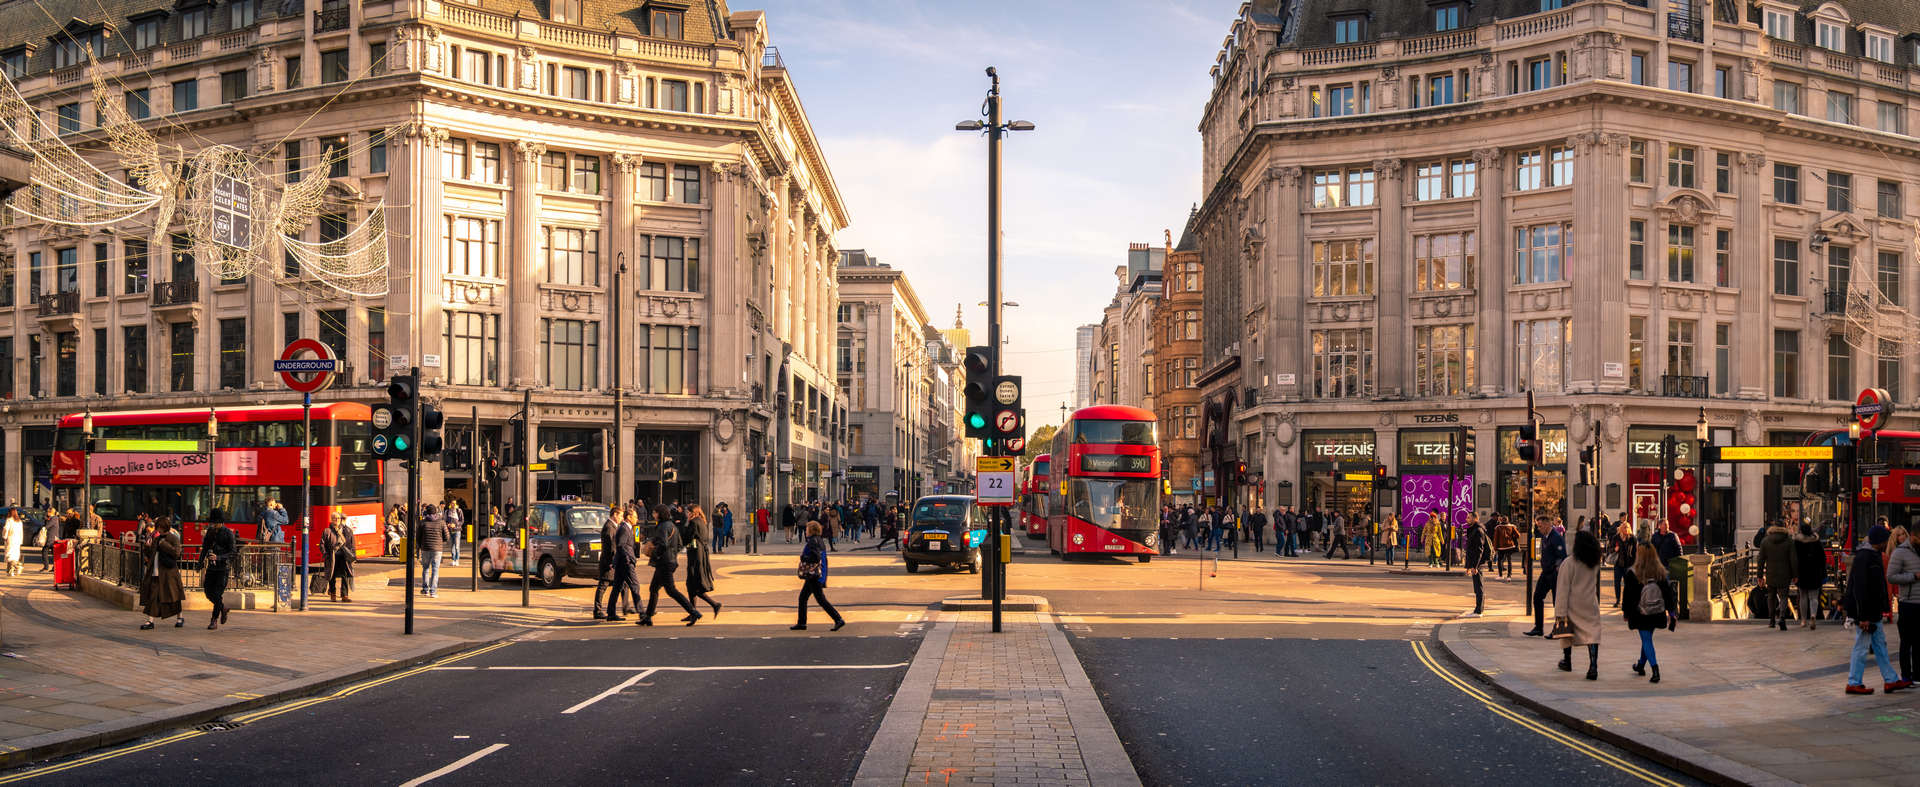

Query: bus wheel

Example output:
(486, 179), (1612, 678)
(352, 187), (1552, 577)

(1138, 555), (1152, 563)
(478, 552), (501, 582)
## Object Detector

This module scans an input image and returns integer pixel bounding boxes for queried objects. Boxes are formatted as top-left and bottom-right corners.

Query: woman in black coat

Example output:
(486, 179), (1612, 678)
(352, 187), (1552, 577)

(640, 506), (700, 626)
(1622, 543), (1677, 683)
(1793, 522), (1828, 629)
(683, 505), (721, 617)
(201, 520), (238, 630)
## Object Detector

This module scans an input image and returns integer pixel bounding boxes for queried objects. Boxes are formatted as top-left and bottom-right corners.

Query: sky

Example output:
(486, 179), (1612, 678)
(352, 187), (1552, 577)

(756, 0), (1230, 428)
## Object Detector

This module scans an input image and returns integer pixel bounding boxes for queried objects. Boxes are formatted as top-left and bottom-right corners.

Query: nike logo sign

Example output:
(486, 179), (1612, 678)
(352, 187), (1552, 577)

(537, 443), (581, 462)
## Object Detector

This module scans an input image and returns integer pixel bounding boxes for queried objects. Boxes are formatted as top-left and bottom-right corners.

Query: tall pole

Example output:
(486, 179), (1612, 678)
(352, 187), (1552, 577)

(81, 409), (90, 536)
(612, 254), (625, 506)
(300, 394), (312, 611)
(1524, 389), (1536, 616)
(986, 66), (1006, 633)
(471, 405), (480, 591)
(404, 366), (420, 635)
(522, 388), (532, 608)
(206, 407), (217, 547)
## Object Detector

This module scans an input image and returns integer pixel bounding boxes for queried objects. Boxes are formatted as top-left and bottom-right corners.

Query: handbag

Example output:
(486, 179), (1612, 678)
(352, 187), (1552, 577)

(798, 560), (822, 580)
(1548, 617), (1576, 639)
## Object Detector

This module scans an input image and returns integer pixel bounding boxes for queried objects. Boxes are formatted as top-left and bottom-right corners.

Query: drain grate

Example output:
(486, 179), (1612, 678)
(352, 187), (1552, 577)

(193, 721), (246, 732)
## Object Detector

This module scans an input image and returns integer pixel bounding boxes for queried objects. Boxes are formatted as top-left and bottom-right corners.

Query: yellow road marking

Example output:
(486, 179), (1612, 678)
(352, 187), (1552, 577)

(1, 642), (517, 781)
(1409, 641), (1682, 787)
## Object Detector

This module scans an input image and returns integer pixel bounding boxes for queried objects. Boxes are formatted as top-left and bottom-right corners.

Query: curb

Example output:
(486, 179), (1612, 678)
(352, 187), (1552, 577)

(850, 616), (954, 787)
(0, 633), (514, 773)
(1432, 621), (1793, 787)
(938, 594), (1049, 612)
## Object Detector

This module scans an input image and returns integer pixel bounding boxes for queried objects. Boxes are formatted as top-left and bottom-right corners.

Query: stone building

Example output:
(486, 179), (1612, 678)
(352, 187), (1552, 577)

(1195, 0), (1920, 546)
(0, 0), (847, 516)
(836, 249), (967, 502)
(1153, 222), (1205, 503)
(1089, 243), (1163, 411)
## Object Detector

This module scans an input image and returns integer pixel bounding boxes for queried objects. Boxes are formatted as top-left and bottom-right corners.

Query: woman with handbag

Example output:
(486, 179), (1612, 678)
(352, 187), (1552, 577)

(323, 512), (356, 602)
(138, 517), (186, 630)
(793, 521), (845, 631)
(1552, 528), (1605, 679)
(683, 505), (722, 618)
(1623, 543), (1677, 683)
(201, 519), (238, 629)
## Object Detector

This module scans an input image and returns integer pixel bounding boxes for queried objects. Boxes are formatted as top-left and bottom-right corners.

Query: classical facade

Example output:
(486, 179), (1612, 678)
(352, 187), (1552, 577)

(1197, 0), (1920, 547)
(1088, 244), (1162, 411)
(1153, 224), (1205, 503)
(0, 0), (847, 515)
(836, 249), (966, 502)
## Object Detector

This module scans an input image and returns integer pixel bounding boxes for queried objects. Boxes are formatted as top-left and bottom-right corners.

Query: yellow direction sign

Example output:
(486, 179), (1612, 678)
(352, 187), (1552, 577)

(976, 457), (1014, 473)
(1710, 445), (1836, 462)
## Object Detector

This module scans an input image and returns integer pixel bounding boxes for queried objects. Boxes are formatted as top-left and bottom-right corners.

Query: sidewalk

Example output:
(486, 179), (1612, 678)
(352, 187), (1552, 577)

(853, 597), (1138, 787)
(1440, 611), (1920, 786)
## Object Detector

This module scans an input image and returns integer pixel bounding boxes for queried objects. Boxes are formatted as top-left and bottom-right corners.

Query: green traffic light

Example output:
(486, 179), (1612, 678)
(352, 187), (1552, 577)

(393, 435), (410, 452)
(967, 413), (987, 429)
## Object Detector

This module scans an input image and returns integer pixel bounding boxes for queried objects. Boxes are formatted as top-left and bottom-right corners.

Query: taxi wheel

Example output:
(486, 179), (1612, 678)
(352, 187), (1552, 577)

(538, 558), (563, 589)
(968, 552), (981, 574)
(478, 551), (501, 582)
(906, 561), (919, 574)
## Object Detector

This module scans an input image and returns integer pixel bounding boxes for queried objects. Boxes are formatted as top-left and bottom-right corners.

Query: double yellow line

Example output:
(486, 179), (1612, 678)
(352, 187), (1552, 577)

(1409, 640), (1682, 787)
(0, 641), (515, 783)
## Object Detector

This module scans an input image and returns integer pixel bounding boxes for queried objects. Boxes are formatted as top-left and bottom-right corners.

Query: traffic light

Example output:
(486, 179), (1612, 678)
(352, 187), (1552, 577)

(503, 417), (525, 467)
(989, 375), (1025, 448)
(1578, 445), (1597, 486)
(663, 456), (679, 484)
(418, 400), (444, 462)
(1373, 463), (1399, 491)
(1517, 421), (1539, 464)
(963, 346), (993, 439)
(1236, 461), (1248, 478)
(371, 374), (415, 460)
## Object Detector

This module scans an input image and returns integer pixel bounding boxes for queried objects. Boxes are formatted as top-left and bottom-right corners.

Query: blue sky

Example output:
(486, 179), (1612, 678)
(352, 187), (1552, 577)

(758, 0), (1228, 426)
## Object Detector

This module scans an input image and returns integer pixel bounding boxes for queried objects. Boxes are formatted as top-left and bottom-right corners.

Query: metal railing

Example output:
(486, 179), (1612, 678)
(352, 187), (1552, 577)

(1706, 547), (1753, 610)
(77, 539), (287, 591)
(314, 6), (350, 32)
(1660, 374), (1709, 398)
(1823, 288), (1849, 314)
(152, 278), (198, 306)
(1666, 14), (1703, 42)
(36, 289), (78, 317)
(763, 46), (784, 69)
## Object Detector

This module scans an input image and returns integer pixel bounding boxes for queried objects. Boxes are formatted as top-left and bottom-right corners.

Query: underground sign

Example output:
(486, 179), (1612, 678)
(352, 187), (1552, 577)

(275, 338), (338, 393)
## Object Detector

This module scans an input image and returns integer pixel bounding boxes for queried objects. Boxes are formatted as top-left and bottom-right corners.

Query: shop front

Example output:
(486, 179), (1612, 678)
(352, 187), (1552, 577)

(535, 427), (603, 502)
(1765, 429), (1817, 535)
(1626, 426), (1699, 545)
(1497, 426), (1566, 524)
(1396, 428), (1475, 546)
(1300, 430), (1376, 518)
(634, 429), (702, 507)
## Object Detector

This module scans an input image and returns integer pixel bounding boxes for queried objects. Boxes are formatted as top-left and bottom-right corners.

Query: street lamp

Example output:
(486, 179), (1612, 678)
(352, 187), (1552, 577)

(1695, 406), (1707, 552)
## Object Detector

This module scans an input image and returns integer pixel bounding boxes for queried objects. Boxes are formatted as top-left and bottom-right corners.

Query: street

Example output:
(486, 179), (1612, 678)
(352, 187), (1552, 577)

(2, 544), (1698, 785)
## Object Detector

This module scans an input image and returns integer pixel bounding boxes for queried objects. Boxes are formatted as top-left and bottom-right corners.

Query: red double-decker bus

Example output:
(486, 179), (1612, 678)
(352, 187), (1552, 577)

(1021, 453), (1051, 538)
(1046, 405), (1160, 561)
(50, 403), (384, 561)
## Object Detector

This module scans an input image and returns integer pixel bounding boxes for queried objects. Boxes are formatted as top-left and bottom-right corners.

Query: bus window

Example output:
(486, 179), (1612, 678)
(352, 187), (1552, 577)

(1073, 420), (1156, 446)
(336, 420), (380, 500)
(1072, 478), (1154, 530)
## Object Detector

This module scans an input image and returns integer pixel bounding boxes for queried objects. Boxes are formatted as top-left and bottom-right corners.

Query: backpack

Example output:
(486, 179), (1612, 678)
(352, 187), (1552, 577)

(1638, 580), (1666, 617)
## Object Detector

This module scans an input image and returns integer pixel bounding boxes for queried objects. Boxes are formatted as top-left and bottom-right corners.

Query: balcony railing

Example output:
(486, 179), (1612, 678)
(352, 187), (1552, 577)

(152, 279), (198, 307)
(1823, 288), (1849, 314)
(1666, 14), (1703, 42)
(314, 6), (350, 32)
(762, 46), (784, 69)
(1661, 374), (1710, 398)
(36, 290), (78, 317)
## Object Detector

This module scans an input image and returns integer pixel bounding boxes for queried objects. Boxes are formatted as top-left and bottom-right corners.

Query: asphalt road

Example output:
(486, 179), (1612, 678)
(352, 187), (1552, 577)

(15, 630), (921, 786)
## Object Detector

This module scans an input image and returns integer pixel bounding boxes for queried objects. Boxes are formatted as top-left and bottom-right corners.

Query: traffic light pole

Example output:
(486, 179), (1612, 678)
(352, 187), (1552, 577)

(522, 388), (532, 610)
(405, 366), (420, 635)
(472, 405), (481, 593)
(1523, 388), (1536, 618)
(300, 393), (312, 612)
(986, 67), (1006, 634)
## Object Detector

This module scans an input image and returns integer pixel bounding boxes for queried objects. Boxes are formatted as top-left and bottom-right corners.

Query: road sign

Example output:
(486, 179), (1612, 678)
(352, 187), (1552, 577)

(1007, 437), (1026, 453)
(977, 456), (1014, 473)
(1706, 445), (1839, 462)
(527, 462), (550, 472)
(994, 409), (1020, 433)
(371, 434), (389, 455)
(975, 463), (1015, 505)
(1863, 462), (1891, 477)
(1857, 387), (1895, 431)
(371, 408), (392, 430)
(278, 338), (337, 393)
(994, 379), (1019, 405)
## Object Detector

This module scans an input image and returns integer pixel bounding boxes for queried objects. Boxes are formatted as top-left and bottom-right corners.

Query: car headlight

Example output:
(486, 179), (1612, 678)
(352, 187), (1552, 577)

(1072, 533), (1084, 545)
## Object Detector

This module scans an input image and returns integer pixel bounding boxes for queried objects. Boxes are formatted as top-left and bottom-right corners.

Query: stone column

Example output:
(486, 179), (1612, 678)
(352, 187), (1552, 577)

(610, 152), (639, 391)
(1572, 133), (1628, 394)
(1474, 147), (1507, 395)
(771, 179), (791, 343)
(1375, 158), (1406, 396)
(1734, 152), (1767, 399)
(710, 162), (744, 396)
(1268, 166), (1304, 399)
(510, 140), (545, 387)
(2, 426), (17, 504)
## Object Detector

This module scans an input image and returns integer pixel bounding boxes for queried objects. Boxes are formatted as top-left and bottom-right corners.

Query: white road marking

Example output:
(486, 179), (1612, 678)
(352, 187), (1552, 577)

(463, 663), (911, 673)
(397, 743), (508, 787)
(562, 669), (658, 715)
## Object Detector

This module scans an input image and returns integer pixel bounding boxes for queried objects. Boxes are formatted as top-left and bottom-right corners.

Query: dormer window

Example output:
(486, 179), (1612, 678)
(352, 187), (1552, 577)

(648, 4), (686, 39)
(129, 14), (163, 49)
(1331, 14), (1366, 44)
(179, 5), (208, 39)
(1866, 31), (1894, 62)
(1764, 8), (1793, 39)
(51, 30), (104, 69)
(1433, 3), (1463, 31)
(1817, 19), (1845, 51)
(549, 0), (583, 25)
(1, 48), (27, 79)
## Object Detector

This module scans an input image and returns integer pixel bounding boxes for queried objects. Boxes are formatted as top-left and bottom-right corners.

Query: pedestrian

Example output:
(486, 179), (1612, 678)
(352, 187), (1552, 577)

(444, 500), (465, 566)
(1292, 507), (1308, 557)
(2, 507), (22, 577)
(37, 505), (61, 572)
(1325, 511), (1352, 560)
(1493, 516), (1520, 579)
(201, 518), (238, 630)
(1845, 526), (1912, 695)
(641, 506), (700, 626)
(1758, 520), (1798, 629)
(1553, 528), (1604, 680)
(416, 503), (448, 598)
(138, 517), (186, 630)
(1891, 528), (1920, 682)
(1794, 521), (1827, 629)
(781, 504), (797, 543)
(322, 511), (356, 602)
(825, 505), (842, 551)
(715, 502), (734, 554)
(684, 504), (722, 618)
(384, 504), (407, 557)
(1424, 514), (1445, 567)
(793, 521), (846, 631)
(1608, 518), (1635, 607)
(258, 499), (287, 543)
(601, 509), (642, 621)
(1181, 506), (1199, 551)
(1524, 515), (1567, 637)
(1463, 515), (1491, 616)
(1248, 508), (1266, 552)
(1623, 543), (1677, 683)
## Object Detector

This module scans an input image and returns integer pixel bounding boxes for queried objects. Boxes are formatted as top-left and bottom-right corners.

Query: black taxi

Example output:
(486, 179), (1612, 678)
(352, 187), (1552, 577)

(476, 501), (611, 588)
(903, 495), (986, 574)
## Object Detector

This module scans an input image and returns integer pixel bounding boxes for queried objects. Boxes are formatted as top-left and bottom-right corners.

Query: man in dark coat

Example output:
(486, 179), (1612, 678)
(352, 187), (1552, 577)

(607, 510), (643, 621)
(1758, 523), (1799, 629)
(1524, 515), (1566, 637)
(1248, 508), (1267, 552)
(641, 507), (700, 626)
(594, 510), (637, 620)
(1846, 526), (1911, 694)
(415, 504), (449, 597)
(1463, 515), (1491, 617)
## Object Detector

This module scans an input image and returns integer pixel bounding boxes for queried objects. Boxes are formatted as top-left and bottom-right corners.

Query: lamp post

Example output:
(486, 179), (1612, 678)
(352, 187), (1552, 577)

(1695, 406), (1708, 553)
(956, 67), (1034, 633)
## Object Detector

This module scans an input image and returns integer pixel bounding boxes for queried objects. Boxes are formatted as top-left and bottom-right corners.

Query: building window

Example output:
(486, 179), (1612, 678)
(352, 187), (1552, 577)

(285, 55), (301, 88)
(1629, 140), (1647, 183)
(172, 79), (198, 112)
(1714, 323), (1731, 395)
(284, 140), (303, 183)
(1310, 328), (1373, 398)
(444, 311), (500, 386)
(643, 235), (700, 292)
(638, 162), (667, 200)
(1516, 146), (1572, 190)
(1668, 60), (1693, 92)
(1629, 219), (1646, 280)
(1881, 251), (1902, 305)
(1413, 231), (1475, 292)
(54, 247), (77, 294)
(1827, 333), (1852, 400)
(560, 66), (592, 101)
(54, 332), (75, 398)
(1715, 228), (1731, 287)
(52, 31), (104, 69)
(1817, 20), (1844, 51)
(1331, 15), (1365, 43)
(1526, 57), (1553, 91)
(1880, 340), (1902, 401)
(369, 41), (387, 75)
(542, 226), (600, 286)
(220, 70), (247, 104)
(1631, 52), (1648, 86)
(1667, 224), (1696, 283)
(1514, 318), (1569, 393)
(571, 154), (601, 194)
(639, 324), (701, 395)
(1183, 310), (1200, 340)
(1310, 168), (1374, 207)
(1775, 329), (1801, 398)
(122, 326), (145, 394)
(1878, 179), (1901, 218)
(1310, 83), (1369, 117)
(1773, 238), (1800, 296)
(443, 216), (502, 278)
(124, 89), (150, 120)
(169, 322), (194, 392)
(367, 129), (387, 173)
(1667, 319), (1696, 377)
(0, 50), (22, 80)
(661, 79), (690, 111)
(1764, 8), (1793, 39)
(322, 136), (348, 178)
(1434, 3), (1462, 31)
(123, 239), (148, 294)
(1714, 66), (1730, 98)
(320, 49), (348, 84)
(673, 164), (701, 204)
(28, 337), (39, 397)
(1714, 151), (1731, 194)
(1828, 171), (1852, 212)
(1828, 90), (1855, 124)
(1773, 163), (1799, 204)
(55, 103), (80, 135)
(1413, 324), (1476, 396)
(132, 17), (160, 49)
(1829, 245), (1853, 308)
(1772, 81), (1800, 114)
(318, 309), (347, 363)
(1310, 238), (1376, 297)
(1513, 223), (1570, 284)
(91, 242), (106, 297)
(1415, 158), (1475, 201)
(231, 0), (256, 28)
(367, 307), (386, 382)
(218, 318), (245, 389)
(179, 7), (208, 38)
(1425, 72), (1459, 106)
(1666, 145), (1696, 189)
(543, 318), (599, 391)
(649, 7), (684, 39)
